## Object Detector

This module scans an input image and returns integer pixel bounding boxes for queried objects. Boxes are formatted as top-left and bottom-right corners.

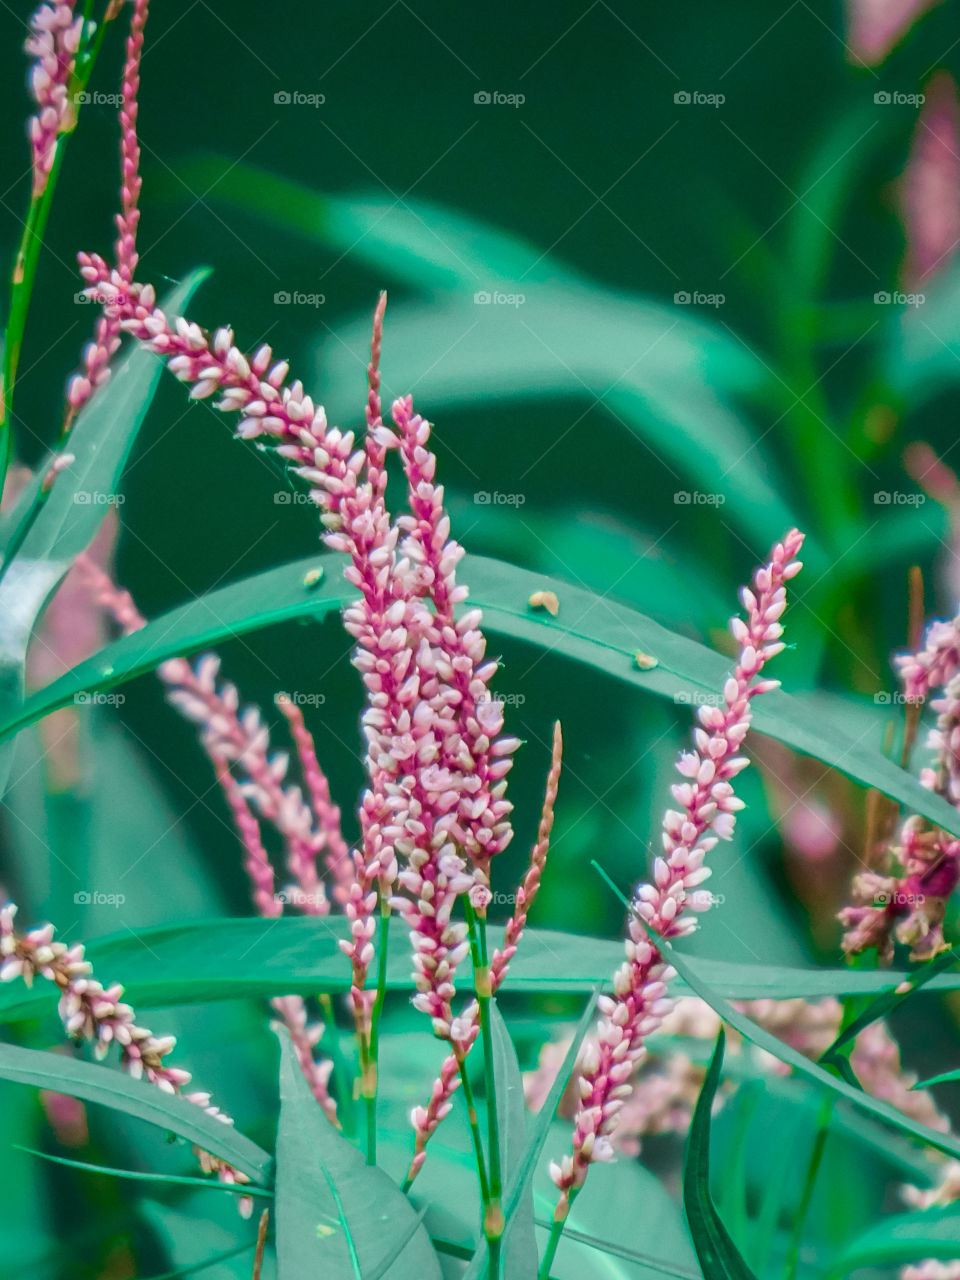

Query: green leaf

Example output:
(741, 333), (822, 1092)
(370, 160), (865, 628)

(461, 1004), (538, 1280)
(532, 1121), (702, 1279)
(0, 270), (208, 800)
(819, 946), (960, 1077)
(12, 1144), (275, 1196)
(681, 1031), (758, 1280)
(7, 552), (960, 841)
(275, 1029), (440, 1279)
(650, 930), (960, 1163)
(154, 155), (800, 550)
(3, 917), (960, 1023)
(467, 993), (600, 1280)
(0, 1041), (271, 1184)
(824, 1207), (960, 1273)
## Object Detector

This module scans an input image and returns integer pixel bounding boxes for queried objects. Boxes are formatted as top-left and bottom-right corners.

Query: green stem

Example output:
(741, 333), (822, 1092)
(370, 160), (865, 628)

(466, 903), (503, 1280)
(363, 896), (391, 1165)
(457, 1052), (490, 1203)
(782, 1093), (834, 1280)
(1, 7), (115, 491)
(538, 1189), (577, 1280)
(319, 993), (356, 1139)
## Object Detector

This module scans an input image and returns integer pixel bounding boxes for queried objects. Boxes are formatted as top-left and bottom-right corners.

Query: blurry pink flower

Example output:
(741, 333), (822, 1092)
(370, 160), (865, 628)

(24, 1), (82, 196)
(846, 0), (942, 66)
(901, 73), (960, 288)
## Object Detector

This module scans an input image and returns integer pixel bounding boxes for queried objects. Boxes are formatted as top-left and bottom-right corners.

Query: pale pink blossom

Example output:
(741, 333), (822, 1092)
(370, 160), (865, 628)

(901, 73), (960, 288)
(846, 0), (942, 66)
(0, 903), (249, 1199)
(549, 530), (804, 1207)
(24, 1), (82, 196)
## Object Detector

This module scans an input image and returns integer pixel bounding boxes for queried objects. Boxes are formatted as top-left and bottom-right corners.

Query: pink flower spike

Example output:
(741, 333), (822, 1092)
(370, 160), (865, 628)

(550, 529), (804, 1209)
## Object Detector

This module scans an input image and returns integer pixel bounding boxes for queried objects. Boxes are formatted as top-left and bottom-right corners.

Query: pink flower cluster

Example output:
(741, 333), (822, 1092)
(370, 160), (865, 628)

(25, 1), (82, 197)
(549, 530), (804, 1205)
(0, 903), (249, 1198)
(842, 612), (960, 961)
(67, 0), (148, 419)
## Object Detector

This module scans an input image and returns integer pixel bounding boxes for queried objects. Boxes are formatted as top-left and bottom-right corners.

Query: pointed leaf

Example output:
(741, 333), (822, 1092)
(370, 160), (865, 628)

(5, 552), (960, 841)
(275, 1030), (440, 1279)
(0, 1041), (271, 1184)
(681, 1031), (757, 1280)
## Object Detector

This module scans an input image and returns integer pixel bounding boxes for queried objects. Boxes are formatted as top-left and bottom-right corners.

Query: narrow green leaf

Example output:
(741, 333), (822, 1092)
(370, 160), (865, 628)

(12, 1144), (275, 1196)
(0, 270), (208, 799)
(0, 1041), (272, 1184)
(6, 552), (960, 841)
(275, 1029), (440, 1279)
(819, 946), (960, 1074)
(824, 1207), (960, 1273)
(652, 932), (960, 1162)
(3, 918), (960, 1024)
(682, 1031), (757, 1280)
(462, 1004), (539, 1280)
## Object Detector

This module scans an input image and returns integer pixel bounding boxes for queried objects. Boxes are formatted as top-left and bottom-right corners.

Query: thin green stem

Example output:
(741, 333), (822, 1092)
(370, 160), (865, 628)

(782, 1093), (834, 1280)
(319, 993), (356, 1139)
(1, 7), (115, 490)
(538, 1188), (578, 1279)
(457, 1052), (490, 1202)
(362, 896), (391, 1165)
(466, 902), (503, 1280)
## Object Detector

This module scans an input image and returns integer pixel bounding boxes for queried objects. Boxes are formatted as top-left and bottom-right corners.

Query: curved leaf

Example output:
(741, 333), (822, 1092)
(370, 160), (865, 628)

(1, 918), (955, 1023)
(682, 1031), (757, 1280)
(6, 552), (960, 840)
(0, 269), (208, 799)
(825, 1207), (960, 1273)
(275, 1030), (440, 1279)
(0, 1041), (271, 1184)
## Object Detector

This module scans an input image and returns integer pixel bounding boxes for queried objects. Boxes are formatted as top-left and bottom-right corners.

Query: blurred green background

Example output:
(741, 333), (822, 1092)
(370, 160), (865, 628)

(2, 1), (960, 1274)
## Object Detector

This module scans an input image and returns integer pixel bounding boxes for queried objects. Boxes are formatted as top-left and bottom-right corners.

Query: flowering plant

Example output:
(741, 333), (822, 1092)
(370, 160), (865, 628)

(2, 4), (960, 1280)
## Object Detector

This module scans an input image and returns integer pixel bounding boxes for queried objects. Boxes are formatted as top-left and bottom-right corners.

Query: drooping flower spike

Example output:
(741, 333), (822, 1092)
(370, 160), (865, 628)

(548, 529), (804, 1215)
(0, 903), (250, 1203)
(72, 554), (342, 1122)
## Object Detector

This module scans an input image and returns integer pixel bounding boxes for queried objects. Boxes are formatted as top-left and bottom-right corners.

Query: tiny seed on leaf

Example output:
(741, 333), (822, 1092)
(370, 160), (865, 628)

(529, 590), (559, 616)
(634, 651), (658, 670)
